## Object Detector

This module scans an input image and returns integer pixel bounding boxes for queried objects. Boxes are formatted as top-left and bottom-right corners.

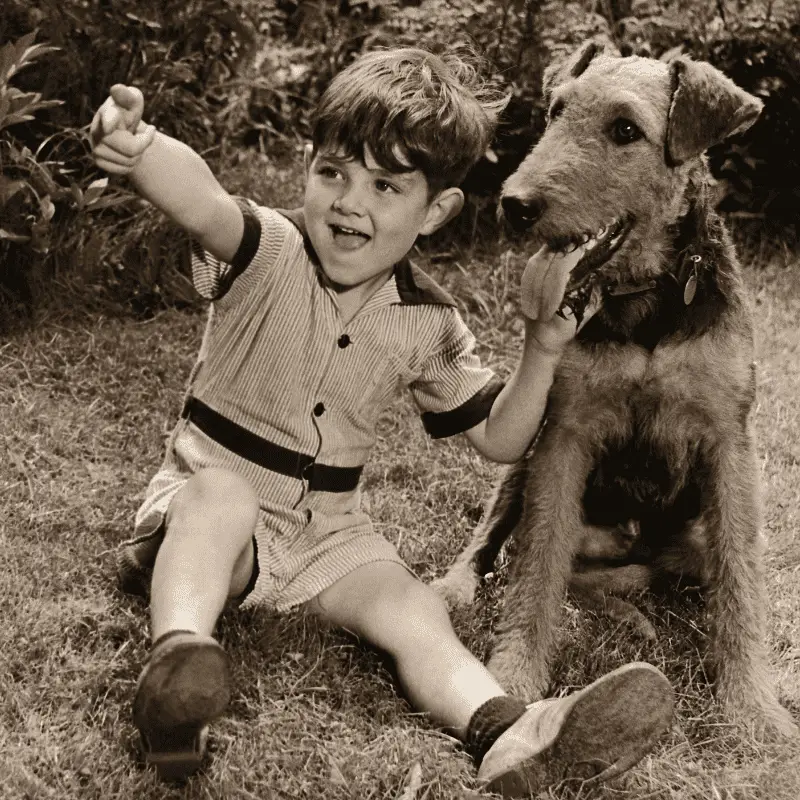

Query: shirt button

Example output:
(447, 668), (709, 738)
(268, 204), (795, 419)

(313, 402), (325, 417)
(338, 334), (351, 348)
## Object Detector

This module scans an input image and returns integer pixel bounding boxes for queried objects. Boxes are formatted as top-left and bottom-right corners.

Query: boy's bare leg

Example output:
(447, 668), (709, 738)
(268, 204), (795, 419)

(311, 561), (505, 734)
(150, 467), (258, 641)
(311, 562), (674, 796)
(135, 467), (258, 780)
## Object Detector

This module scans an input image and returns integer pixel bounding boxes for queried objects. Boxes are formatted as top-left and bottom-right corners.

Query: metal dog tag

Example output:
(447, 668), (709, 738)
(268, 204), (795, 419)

(683, 274), (697, 304)
(684, 255), (701, 305)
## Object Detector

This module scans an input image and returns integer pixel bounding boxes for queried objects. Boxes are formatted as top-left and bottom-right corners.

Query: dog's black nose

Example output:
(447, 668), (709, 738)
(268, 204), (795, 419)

(501, 194), (547, 231)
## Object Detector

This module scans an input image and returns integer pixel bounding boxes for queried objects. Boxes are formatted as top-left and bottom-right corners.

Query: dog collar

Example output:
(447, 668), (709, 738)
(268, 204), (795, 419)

(606, 279), (658, 297)
(606, 253), (702, 305)
(565, 202), (712, 321)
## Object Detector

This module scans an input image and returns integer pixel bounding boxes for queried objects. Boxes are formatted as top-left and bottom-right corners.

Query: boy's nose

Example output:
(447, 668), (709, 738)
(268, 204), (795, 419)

(333, 183), (367, 215)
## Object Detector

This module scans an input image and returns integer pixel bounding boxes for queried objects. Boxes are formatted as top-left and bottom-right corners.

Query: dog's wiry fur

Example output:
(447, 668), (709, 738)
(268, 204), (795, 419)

(433, 42), (798, 739)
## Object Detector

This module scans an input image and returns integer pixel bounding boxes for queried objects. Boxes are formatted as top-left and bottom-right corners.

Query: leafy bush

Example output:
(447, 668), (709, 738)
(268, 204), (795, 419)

(0, 0), (262, 326)
(0, 32), (127, 326)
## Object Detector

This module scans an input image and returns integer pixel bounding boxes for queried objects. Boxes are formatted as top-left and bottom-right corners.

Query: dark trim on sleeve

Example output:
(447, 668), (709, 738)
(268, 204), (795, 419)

(421, 376), (505, 439)
(214, 197), (262, 297)
(395, 259), (457, 307)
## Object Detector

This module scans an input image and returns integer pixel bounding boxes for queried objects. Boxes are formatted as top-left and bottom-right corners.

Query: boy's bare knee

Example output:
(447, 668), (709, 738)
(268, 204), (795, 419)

(409, 580), (451, 625)
(386, 579), (454, 652)
(167, 467), (259, 537)
(313, 564), (455, 654)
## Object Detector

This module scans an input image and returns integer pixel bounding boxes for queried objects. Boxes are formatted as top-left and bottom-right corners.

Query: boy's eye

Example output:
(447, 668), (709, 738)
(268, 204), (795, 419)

(317, 164), (342, 179)
(375, 179), (399, 194)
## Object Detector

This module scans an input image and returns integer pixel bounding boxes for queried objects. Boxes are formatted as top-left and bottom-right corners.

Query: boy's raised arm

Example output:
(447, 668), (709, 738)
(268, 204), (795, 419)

(91, 85), (243, 263)
(464, 245), (597, 463)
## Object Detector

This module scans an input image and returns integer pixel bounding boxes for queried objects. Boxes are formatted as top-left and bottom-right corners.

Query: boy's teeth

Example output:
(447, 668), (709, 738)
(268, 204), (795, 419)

(333, 224), (366, 236)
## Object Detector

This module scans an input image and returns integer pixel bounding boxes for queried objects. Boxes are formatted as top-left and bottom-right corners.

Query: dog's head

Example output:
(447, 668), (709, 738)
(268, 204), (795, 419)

(500, 41), (763, 281)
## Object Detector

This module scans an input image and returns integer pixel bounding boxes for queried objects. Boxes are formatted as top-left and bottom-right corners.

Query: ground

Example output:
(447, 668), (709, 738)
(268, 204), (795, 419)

(1, 237), (798, 799)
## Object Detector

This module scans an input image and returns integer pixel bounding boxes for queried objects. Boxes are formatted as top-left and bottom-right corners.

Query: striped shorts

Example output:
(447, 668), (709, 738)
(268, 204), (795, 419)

(121, 414), (409, 612)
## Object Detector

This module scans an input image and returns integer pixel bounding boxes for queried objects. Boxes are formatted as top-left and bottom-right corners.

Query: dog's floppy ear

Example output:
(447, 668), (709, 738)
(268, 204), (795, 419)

(542, 40), (601, 103)
(665, 57), (763, 166)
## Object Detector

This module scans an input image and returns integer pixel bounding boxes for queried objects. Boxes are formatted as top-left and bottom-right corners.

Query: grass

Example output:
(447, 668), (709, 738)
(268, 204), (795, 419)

(1, 229), (799, 800)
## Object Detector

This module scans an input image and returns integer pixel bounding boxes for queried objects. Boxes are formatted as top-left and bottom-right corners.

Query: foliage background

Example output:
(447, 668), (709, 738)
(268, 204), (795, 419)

(0, 0), (799, 329)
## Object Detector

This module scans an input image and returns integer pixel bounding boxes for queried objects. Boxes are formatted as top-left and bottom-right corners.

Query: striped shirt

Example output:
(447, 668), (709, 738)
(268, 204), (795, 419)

(184, 200), (501, 502)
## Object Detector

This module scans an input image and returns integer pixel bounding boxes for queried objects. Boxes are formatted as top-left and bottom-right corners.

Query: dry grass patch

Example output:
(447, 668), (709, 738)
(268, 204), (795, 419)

(1, 246), (798, 799)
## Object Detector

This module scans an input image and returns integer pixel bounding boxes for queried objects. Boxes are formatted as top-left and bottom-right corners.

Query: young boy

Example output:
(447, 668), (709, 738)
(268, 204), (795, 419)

(91, 48), (674, 795)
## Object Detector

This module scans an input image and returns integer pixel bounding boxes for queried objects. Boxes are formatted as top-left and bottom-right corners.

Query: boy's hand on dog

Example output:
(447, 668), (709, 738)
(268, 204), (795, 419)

(90, 85), (156, 175)
(520, 244), (600, 354)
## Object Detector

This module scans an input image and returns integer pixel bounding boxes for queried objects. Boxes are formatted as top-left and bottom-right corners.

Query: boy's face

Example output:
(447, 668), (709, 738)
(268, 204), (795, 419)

(303, 144), (463, 291)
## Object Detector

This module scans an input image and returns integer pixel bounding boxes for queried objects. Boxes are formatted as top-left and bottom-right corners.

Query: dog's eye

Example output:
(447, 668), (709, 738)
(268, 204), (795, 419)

(548, 99), (565, 122)
(610, 118), (643, 145)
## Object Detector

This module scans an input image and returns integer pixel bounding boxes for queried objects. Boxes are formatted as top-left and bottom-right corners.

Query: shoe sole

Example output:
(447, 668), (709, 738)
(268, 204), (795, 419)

(484, 662), (674, 796)
(133, 634), (231, 781)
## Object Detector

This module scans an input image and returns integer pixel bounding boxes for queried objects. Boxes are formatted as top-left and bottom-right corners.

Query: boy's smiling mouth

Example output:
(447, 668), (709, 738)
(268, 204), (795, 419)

(329, 222), (371, 249)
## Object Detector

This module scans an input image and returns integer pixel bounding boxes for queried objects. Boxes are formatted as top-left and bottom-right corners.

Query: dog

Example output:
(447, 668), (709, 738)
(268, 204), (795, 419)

(433, 41), (798, 739)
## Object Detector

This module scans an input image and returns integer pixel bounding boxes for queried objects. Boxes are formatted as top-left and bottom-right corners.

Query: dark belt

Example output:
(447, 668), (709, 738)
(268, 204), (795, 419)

(181, 396), (363, 493)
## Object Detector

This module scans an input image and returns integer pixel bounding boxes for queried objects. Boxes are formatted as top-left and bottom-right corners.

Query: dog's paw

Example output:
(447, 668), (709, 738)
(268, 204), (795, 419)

(630, 617), (658, 641)
(429, 567), (479, 608)
(747, 700), (800, 740)
(577, 594), (657, 641)
(720, 690), (799, 740)
(765, 705), (800, 739)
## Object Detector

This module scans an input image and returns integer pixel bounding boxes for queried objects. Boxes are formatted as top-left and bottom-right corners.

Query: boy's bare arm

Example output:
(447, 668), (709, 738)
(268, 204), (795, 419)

(464, 245), (595, 463)
(91, 85), (243, 263)
(463, 319), (568, 463)
(127, 132), (244, 262)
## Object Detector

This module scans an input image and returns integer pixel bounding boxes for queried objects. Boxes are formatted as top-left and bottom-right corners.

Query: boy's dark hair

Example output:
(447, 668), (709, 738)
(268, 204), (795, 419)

(311, 47), (508, 195)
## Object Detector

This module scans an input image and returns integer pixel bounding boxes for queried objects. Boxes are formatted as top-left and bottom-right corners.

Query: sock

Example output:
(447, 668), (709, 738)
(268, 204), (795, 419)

(465, 694), (528, 764)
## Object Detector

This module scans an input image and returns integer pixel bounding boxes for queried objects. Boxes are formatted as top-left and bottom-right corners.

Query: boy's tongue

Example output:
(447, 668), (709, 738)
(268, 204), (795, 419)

(331, 224), (369, 250)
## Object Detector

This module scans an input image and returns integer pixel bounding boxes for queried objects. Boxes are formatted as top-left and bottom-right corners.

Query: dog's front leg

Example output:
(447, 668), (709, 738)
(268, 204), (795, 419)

(487, 429), (592, 701)
(431, 460), (529, 608)
(705, 431), (798, 738)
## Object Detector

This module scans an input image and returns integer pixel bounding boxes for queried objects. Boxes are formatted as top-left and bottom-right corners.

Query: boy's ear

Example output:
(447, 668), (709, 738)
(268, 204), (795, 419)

(420, 187), (464, 235)
(303, 142), (314, 174)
